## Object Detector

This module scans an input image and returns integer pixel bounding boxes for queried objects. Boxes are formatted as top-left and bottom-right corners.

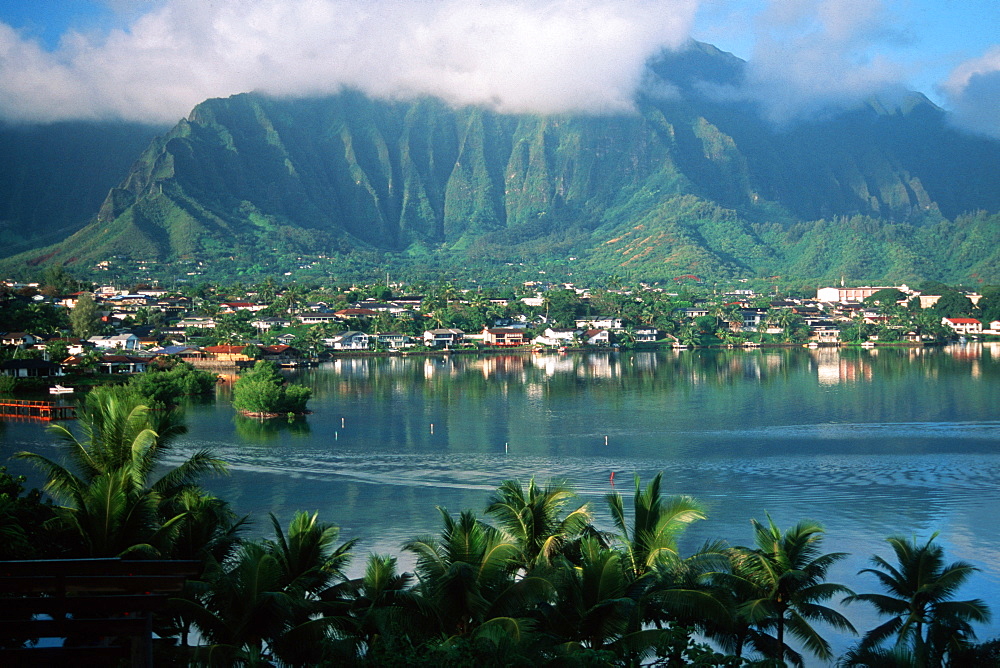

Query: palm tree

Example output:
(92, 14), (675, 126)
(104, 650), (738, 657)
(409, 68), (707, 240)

(606, 473), (706, 581)
(179, 511), (357, 666)
(404, 508), (549, 637)
(16, 385), (227, 556)
(842, 534), (991, 667)
(485, 478), (593, 571)
(732, 515), (856, 665)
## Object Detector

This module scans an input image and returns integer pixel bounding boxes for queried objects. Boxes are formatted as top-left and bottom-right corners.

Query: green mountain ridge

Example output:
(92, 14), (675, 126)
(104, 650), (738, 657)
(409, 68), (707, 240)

(5, 43), (1000, 283)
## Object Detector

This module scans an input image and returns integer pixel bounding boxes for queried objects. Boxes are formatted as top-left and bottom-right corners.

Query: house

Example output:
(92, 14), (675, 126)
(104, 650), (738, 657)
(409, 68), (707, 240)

(423, 329), (465, 348)
(203, 345), (255, 362)
(88, 334), (141, 350)
(298, 313), (340, 325)
(251, 316), (292, 331)
(374, 333), (412, 349)
(1, 332), (39, 348)
(584, 329), (610, 346)
(150, 345), (204, 360)
(942, 318), (982, 335)
(260, 344), (302, 362)
(0, 359), (63, 378)
(334, 308), (380, 320)
(219, 302), (267, 313)
(633, 327), (659, 343)
(483, 328), (527, 347)
(807, 326), (841, 344)
(96, 354), (151, 374)
(327, 331), (371, 350)
(177, 317), (217, 330)
(575, 316), (624, 330)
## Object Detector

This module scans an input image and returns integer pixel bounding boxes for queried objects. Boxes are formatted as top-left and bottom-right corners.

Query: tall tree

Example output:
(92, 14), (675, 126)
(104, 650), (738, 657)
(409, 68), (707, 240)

(69, 292), (101, 339)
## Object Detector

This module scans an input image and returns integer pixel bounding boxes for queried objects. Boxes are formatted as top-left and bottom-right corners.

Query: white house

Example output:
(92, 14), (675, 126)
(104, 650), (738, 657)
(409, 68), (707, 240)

(327, 331), (371, 350)
(88, 334), (141, 350)
(942, 318), (982, 335)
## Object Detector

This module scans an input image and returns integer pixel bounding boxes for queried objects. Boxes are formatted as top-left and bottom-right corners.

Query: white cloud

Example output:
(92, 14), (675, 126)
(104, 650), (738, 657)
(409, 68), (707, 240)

(738, 0), (911, 124)
(942, 47), (1000, 138)
(0, 0), (700, 124)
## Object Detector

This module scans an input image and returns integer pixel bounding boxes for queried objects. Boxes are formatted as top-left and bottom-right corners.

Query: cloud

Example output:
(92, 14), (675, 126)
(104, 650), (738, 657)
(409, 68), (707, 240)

(737, 0), (911, 124)
(942, 47), (1000, 138)
(0, 0), (700, 124)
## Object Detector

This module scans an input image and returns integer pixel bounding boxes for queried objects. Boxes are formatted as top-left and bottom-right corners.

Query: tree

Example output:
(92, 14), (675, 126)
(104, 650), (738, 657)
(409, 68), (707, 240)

(232, 361), (311, 416)
(69, 292), (101, 339)
(842, 534), (991, 667)
(175, 511), (355, 666)
(404, 508), (549, 638)
(865, 289), (906, 307)
(485, 478), (593, 572)
(606, 473), (706, 581)
(732, 516), (856, 665)
(930, 291), (976, 319)
(15, 385), (227, 557)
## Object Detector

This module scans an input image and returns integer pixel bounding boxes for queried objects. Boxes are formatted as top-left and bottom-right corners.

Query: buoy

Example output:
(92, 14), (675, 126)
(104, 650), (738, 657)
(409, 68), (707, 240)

(505, 442), (508, 454)
(335, 431), (338, 440)
(610, 471), (615, 484)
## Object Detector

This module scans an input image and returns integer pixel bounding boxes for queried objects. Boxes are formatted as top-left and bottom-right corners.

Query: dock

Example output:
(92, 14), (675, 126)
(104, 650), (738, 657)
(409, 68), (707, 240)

(0, 399), (76, 421)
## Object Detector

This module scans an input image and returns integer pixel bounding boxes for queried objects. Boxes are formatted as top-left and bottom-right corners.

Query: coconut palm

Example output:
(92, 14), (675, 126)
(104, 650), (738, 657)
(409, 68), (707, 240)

(16, 385), (227, 556)
(841, 534), (991, 667)
(606, 472), (707, 581)
(485, 478), (593, 571)
(179, 511), (357, 666)
(733, 515), (856, 665)
(404, 508), (550, 638)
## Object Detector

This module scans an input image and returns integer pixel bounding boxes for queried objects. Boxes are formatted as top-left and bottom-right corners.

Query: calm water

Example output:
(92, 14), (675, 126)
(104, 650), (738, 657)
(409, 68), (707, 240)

(4, 344), (1000, 660)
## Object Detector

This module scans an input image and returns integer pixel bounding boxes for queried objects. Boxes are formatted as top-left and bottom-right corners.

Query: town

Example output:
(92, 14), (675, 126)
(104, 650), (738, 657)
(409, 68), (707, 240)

(2, 273), (996, 384)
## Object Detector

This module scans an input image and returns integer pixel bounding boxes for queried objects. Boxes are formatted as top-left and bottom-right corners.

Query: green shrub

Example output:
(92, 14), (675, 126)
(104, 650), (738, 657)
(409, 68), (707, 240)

(232, 361), (311, 415)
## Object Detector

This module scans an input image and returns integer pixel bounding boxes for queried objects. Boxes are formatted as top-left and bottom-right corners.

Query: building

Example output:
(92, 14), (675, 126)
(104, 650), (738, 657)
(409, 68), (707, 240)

(942, 318), (982, 335)
(483, 328), (528, 347)
(423, 329), (464, 348)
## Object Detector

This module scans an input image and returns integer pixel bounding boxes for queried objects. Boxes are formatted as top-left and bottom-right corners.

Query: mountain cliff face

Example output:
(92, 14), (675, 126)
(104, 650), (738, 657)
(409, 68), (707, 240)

(11, 43), (1000, 282)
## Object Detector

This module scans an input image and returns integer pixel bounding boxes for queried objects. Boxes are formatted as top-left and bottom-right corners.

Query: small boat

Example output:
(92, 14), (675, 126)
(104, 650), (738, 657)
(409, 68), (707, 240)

(49, 384), (74, 395)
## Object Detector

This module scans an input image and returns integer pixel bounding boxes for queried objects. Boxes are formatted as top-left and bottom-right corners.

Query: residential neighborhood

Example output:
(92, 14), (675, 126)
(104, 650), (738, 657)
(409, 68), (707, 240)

(2, 277), (998, 383)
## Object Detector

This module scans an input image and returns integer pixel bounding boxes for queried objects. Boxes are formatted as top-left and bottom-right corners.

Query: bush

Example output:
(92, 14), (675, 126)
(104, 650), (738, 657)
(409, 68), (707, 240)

(127, 361), (217, 405)
(232, 361), (311, 416)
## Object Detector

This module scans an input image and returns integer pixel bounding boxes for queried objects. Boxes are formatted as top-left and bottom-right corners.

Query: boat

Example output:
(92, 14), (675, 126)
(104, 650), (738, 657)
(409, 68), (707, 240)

(49, 384), (74, 395)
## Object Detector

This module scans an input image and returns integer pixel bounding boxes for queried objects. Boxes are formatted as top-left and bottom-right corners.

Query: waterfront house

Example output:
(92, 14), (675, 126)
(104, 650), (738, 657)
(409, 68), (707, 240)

(203, 345), (255, 362)
(328, 331), (371, 350)
(260, 344), (302, 362)
(634, 327), (659, 342)
(484, 328), (528, 347)
(942, 317), (982, 335)
(584, 329), (611, 346)
(423, 329), (465, 348)
(374, 333), (412, 349)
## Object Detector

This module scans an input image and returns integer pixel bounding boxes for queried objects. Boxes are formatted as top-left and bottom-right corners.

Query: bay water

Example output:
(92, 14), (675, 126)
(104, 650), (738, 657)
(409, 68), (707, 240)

(4, 344), (999, 659)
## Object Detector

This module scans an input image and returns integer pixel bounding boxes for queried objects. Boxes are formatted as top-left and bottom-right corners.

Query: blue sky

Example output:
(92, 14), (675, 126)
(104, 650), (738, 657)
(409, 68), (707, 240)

(0, 0), (997, 137)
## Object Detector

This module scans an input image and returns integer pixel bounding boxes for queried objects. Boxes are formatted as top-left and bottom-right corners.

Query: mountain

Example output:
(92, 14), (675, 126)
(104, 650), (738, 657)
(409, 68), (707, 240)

(0, 121), (164, 257)
(5, 42), (1000, 284)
